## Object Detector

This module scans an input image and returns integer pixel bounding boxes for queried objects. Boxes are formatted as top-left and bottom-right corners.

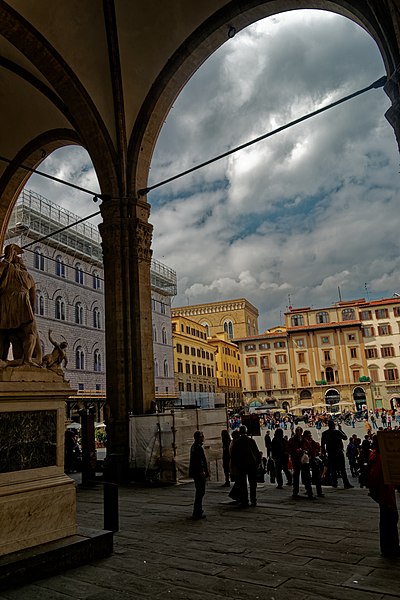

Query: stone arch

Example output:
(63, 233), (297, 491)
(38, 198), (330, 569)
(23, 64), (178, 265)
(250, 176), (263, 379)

(128, 1), (400, 194)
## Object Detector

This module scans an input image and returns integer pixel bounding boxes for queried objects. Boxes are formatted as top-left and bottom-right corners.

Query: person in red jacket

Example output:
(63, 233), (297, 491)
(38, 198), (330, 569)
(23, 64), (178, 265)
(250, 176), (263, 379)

(367, 435), (400, 557)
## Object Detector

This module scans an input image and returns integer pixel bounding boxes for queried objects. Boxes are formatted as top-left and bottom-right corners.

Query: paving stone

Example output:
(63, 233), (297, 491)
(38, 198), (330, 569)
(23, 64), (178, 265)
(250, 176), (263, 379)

(343, 572), (400, 596)
(287, 577), (386, 600)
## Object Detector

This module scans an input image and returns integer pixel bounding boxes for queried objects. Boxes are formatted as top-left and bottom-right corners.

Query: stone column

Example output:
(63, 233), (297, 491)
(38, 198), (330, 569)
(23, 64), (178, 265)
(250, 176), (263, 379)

(99, 197), (154, 481)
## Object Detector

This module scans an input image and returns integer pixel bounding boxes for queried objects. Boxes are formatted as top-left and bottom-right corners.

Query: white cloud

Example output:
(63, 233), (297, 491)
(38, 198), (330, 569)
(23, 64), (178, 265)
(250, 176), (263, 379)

(26, 10), (400, 332)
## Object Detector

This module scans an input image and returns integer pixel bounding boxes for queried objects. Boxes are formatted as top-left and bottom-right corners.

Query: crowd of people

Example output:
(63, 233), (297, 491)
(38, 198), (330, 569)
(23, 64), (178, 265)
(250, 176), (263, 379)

(189, 411), (400, 557)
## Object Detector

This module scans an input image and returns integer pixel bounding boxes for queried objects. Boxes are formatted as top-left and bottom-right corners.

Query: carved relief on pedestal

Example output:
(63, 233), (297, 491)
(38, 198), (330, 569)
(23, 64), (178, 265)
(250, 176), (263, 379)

(133, 220), (153, 263)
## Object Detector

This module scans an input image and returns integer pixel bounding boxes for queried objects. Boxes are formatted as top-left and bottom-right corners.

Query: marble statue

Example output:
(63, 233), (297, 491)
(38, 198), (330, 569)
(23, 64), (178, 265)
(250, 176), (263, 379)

(42, 329), (68, 370)
(0, 243), (42, 366)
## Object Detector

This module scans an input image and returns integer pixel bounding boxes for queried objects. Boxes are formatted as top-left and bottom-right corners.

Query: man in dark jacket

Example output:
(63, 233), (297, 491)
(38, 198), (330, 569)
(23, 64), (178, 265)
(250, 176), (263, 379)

(189, 431), (209, 520)
(230, 425), (260, 507)
(321, 420), (353, 489)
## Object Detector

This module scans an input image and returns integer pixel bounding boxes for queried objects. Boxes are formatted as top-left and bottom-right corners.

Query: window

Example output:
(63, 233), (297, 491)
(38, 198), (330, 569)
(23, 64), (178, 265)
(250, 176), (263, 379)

(363, 326), (375, 337)
(352, 370), (360, 383)
(55, 296), (65, 321)
(375, 308), (389, 319)
(92, 270), (101, 290)
(177, 361), (183, 373)
(324, 350), (331, 362)
(75, 263), (84, 285)
(369, 369), (379, 383)
(201, 322), (210, 336)
(279, 371), (288, 388)
(162, 328), (167, 345)
(249, 374), (258, 390)
(176, 343), (182, 353)
(35, 291), (44, 316)
(259, 343), (270, 350)
(291, 314), (304, 327)
(93, 307), (101, 329)
(94, 349), (102, 372)
(224, 320), (234, 339)
(276, 354), (287, 364)
(298, 352), (305, 363)
(350, 348), (357, 359)
(378, 324), (392, 336)
(300, 374), (308, 387)
(264, 371), (272, 389)
(153, 326), (158, 342)
(321, 336), (330, 344)
(381, 346), (394, 358)
(184, 345), (189, 355)
(316, 311), (329, 324)
(246, 356), (257, 367)
(75, 302), (84, 325)
(178, 382), (184, 391)
(384, 368), (398, 381)
(296, 338), (305, 347)
(34, 249), (45, 271)
(163, 360), (169, 377)
(394, 307), (400, 317)
(274, 341), (286, 348)
(342, 308), (355, 321)
(360, 310), (372, 320)
(260, 355), (270, 369)
(160, 303), (166, 315)
(365, 348), (378, 359)
(325, 367), (334, 383)
(192, 364), (197, 375)
(348, 334), (356, 341)
(244, 344), (256, 351)
(191, 347), (196, 356)
(185, 363), (191, 374)
(186, 383), (192, 392)
(75, 347), (85, 370)
(55, 256), (65, 278)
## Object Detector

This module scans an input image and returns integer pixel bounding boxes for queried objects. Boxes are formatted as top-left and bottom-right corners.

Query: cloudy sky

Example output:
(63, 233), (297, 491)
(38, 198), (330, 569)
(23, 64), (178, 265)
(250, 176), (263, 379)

(29, 9), (400, 331)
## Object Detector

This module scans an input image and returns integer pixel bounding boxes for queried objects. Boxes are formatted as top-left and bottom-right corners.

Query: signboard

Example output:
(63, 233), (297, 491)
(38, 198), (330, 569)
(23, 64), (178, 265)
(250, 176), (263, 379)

(377, 430), (400, 485)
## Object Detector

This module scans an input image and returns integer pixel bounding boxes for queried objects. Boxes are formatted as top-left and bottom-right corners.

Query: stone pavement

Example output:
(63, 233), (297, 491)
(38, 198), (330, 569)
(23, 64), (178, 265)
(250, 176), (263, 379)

(1, 478), (399, 600)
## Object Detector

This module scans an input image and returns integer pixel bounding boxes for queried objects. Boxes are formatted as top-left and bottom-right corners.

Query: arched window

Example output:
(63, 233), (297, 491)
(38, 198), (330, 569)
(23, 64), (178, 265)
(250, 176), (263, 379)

(153, 326), (157, 342)
(93, 307), (101, 329)
(342, 308), (355, 321)
(75, 302), (84, 325)
(55, 255), (65, 278)
(94, 349), (102, 372)
(316, 311), (329, 324)
(201, 322), (210, 337)
(162, 327), (167, 345)
(154, 358), (159, 377)
(224, 320), (234, 339)
(35, 291), (44, 316)
(55, 296), (65, 321)
(34, 248), (45, 271)
(163, 360), (169, 377)
(75, 347), (85, 370)
(92, 270), (101, 290)
(291, 314), (304, 327)
(75, 263), (84, 285)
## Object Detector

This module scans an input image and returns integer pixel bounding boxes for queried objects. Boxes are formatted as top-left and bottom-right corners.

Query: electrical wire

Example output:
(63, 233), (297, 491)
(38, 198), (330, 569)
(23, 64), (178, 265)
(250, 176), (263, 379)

(138, 76), (387, 196)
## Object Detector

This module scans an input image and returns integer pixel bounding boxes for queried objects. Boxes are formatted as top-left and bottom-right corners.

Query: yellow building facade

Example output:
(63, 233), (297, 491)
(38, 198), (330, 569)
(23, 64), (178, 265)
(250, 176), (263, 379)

(207, 332), (242, 409)
(171, 315), (218, 398)
(172, 299), (259, 341)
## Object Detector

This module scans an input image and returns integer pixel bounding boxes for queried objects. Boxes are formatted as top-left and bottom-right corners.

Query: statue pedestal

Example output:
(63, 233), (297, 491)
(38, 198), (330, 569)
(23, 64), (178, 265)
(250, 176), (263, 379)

(0, 367), (77, 556)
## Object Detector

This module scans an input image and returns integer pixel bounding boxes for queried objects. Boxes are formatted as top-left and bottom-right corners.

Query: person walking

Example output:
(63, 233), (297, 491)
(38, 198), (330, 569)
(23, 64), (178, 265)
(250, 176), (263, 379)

(321, 420), (353, 489)
(264, 430), (272, 457)
(230, 425), (260, 507)
(189, 431), (209, 520)
(287, 426), (305, 498)
(271, 427), (292, 489)
(302, 430), (324, 498)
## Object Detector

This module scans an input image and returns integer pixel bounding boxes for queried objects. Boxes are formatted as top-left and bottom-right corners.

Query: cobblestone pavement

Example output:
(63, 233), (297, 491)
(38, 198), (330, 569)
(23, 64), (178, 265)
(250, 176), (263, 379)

(1, 476), (399, 600)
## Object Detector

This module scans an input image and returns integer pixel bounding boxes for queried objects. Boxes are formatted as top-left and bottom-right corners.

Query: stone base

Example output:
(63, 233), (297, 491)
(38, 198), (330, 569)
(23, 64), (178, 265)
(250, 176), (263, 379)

(0, 527), (113, 592)
(0, 474), (77, 556)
